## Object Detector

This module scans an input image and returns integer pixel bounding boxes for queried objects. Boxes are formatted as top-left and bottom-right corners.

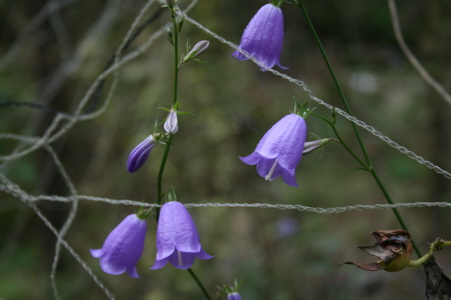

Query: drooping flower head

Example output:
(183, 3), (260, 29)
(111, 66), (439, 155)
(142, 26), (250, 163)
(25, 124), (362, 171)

(221, 280), (243, 300)
(127, 133), (160, 173)
(90, 214), (147, 278)
(232, 3), (286, 71)
(240, 114), (307, 187)
(228, 292), (243, 300)
(151, 201), (213, 270)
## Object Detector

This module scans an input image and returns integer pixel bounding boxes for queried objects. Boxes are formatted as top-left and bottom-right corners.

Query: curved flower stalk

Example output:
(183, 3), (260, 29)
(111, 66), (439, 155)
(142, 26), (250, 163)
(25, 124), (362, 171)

(90, 214), (147, 278)
(240, 114), (307, 187)
(127, 133), (160, 173)
(232, 3), (286, 71)
(151, 201), (213, 270)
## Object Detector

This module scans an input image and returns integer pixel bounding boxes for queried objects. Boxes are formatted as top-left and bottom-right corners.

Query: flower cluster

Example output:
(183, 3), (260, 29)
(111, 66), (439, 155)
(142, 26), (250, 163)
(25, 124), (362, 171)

(92, 2), (340, 297)
(91, 202), (212, 277)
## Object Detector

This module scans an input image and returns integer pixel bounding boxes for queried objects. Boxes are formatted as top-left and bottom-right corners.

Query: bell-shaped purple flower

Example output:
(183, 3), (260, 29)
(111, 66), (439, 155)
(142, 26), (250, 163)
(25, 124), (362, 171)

(240, 114), (307, 187)
(127, 134), (158, 173)
(228, 292), (243, 300)
(90, 214), (147, 278)
(151, 201), (213, 270)
(232, 3), (287, 71)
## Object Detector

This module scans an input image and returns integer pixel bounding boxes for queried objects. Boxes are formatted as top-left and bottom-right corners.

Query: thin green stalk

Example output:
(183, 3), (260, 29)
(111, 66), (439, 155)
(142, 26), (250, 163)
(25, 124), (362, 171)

(187, 268), (213, 300)
(311, 113), (367, 168)
(295, 0), (421, 257)
(154, 7), (213, 300)
(171, 7), (179, 105)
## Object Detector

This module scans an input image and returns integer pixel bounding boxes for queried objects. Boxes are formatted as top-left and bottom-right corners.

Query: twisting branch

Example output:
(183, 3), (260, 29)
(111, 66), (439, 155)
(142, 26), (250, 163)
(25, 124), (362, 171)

(388, 0), (451, 106)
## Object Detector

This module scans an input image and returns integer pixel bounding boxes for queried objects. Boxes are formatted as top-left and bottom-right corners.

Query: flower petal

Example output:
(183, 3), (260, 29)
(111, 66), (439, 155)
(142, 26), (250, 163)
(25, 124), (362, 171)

(195, 248), (214, 260)
(168, 251), (196, 270)
(150, 257), (169, 270)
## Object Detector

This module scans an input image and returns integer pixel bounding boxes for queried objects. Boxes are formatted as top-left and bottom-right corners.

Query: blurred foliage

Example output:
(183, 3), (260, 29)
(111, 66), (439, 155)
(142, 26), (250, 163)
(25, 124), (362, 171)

(1, 0), (451, 299)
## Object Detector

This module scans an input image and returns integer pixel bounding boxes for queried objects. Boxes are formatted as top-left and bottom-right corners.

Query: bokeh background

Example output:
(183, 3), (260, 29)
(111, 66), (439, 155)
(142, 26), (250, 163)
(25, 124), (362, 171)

(1, 0), (451, 299)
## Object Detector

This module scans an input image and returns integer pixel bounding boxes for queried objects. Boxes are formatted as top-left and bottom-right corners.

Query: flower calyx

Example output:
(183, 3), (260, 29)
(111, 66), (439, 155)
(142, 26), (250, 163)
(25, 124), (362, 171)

(340, 229), (413, 272)
(179, 40), (210, 68)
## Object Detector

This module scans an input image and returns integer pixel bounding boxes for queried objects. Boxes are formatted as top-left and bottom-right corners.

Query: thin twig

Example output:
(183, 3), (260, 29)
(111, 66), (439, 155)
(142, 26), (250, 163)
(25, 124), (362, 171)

(388, 0), (451, 106)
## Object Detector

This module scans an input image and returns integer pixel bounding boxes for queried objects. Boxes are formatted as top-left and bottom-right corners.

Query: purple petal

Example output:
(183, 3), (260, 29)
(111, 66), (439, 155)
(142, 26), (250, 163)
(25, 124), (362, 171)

(168, 251), (196, 270)
(239, 152), (264, 165)
(195, 248), (214, 260)
(282, 168), (298, 187)
(150, 257), (169, 270)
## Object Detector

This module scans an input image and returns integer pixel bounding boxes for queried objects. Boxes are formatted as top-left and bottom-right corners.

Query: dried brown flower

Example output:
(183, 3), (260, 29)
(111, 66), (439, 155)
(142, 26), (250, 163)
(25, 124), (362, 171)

(340, 229), (413, 272)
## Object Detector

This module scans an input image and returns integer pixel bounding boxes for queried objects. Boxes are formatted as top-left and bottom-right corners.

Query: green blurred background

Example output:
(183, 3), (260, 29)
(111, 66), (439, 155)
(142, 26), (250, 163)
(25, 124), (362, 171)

(1, 0), (451, 299)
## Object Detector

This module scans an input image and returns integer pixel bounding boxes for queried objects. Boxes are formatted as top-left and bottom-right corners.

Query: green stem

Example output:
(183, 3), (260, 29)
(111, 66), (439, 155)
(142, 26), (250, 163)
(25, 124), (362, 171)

(156, 135), (173, 219)
(311, 113), (367, 168)
(154, 7), (213, 300)
(187, 268), (213, 300)
(172, 7), (179, 105)
(296, 0), (421, 258)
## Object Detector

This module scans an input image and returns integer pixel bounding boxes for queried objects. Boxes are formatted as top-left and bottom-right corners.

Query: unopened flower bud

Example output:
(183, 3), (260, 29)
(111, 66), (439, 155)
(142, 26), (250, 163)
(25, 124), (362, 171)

(179, 40), (210, 68)
(127, 133), (161, 173)
(303, 138), (338, 155)
(164, 107), (178, 134)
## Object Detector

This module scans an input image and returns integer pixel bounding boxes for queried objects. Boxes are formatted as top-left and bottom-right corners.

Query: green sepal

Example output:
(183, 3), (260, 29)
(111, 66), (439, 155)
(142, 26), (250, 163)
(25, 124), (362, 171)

(177, 111), (193, 115)
(166, 28), (174, 45)
(177, 17), (184, 33)
(331, 107), (336, 125)
(136, 206), (152, 220)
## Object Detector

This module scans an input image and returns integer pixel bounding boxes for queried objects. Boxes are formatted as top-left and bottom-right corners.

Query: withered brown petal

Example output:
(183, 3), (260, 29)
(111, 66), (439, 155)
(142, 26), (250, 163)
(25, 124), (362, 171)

(371, 229), (411, 243)
(339, 262), (383, 271)
(358, 245), (398, 265)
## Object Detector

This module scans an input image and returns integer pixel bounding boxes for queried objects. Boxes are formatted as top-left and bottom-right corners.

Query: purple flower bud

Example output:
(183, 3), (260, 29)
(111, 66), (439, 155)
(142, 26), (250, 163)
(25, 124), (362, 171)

(303, 138), (338, 155)
(151, 201), (213, 270)
(127, 135), (158, 173)
(90, 214), (146, 278)
(227, 292), (242, 300)
(164, 108), (178, 134)
(232, 4), (287, 71)
(240, 114), (307, 187)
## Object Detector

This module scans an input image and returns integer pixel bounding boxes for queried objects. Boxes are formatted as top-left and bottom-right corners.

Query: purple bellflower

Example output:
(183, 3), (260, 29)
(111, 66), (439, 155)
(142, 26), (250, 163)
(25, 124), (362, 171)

(151, 201), (213, 270)
(228, 292), (243, 300)
(240, 114), (307, 187)
(232, 3), (286, 71)
(127, 134), (159, 173)
(90, 214), (146, 278)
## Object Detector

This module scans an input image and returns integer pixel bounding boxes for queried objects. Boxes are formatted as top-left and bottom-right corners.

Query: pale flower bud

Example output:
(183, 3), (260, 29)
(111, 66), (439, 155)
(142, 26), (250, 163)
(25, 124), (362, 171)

(179, 40), (210, 68)
(164, 108), (178, 134)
